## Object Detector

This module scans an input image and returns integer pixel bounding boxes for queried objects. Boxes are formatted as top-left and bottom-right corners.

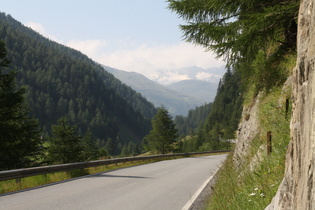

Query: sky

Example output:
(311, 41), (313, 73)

(1, 0), (226, 80)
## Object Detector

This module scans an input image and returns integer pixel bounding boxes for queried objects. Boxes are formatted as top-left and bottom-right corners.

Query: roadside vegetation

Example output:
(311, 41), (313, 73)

(0, 159), (155, 194)
(205, 47), (295, 209)
(207, 84), (292, 209)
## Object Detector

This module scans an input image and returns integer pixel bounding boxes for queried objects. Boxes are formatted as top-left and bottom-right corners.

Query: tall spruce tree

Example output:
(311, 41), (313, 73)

(167, 0), (299, 66)
(0, 40), (42, 170)
(144, 107), (178, 154)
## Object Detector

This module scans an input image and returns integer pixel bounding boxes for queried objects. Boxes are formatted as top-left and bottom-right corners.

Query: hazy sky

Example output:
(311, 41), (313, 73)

(1, 0), (225, 79)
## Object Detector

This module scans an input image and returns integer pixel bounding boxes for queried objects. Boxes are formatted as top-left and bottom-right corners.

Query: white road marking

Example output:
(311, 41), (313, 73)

(181, 164), (222, 210)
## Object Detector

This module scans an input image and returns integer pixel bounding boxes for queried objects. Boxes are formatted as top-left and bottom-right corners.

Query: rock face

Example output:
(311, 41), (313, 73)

(233, 93), (261, 168)
(266, 0), (315, 209)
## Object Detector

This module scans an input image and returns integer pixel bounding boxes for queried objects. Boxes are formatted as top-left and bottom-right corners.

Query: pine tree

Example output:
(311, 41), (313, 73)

(0, 40), (43, 170)
(144, 107), (178, 154)
(48, 117), (83, 164)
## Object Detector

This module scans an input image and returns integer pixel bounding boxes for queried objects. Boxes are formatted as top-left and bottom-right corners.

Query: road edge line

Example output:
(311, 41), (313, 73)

(181, 163), (223, 210)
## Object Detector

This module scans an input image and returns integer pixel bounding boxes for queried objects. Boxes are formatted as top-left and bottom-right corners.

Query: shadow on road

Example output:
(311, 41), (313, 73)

(89, 173), (151, 179)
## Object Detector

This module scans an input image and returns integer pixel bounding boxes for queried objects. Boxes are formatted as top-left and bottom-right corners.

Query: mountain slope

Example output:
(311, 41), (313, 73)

(0, 13), (156, 147)
(104, 65), (203, 116)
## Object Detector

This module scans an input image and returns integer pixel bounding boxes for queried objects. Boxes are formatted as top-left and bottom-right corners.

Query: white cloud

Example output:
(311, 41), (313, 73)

(153, 71), (191, 85)
(195, 72), (213, 80)
(63, 38), (226, 83)
(25, 21), (61, 42)
(25, 21), (46, 34)
(66, 39), (108, 59)
(23, 21), (226, 84)
(95, 42), (225, 79)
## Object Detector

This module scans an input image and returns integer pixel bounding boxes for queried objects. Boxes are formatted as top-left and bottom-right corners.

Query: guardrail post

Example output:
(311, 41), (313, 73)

(267, 131), (272, 155)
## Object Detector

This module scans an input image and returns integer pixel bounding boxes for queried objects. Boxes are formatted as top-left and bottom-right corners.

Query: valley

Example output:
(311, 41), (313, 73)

(104, 65), (222, 116)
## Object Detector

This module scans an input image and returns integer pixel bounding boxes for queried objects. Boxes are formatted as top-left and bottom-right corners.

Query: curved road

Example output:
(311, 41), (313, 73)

(0, 154), (227, 210)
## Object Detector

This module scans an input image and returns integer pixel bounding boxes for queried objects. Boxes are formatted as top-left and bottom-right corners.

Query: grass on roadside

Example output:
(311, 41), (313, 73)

(0, 158), (164, 194)
(207, 86), (291, 210)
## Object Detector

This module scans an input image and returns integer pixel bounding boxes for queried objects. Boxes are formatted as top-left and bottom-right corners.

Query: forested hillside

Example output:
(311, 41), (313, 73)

(0, 13), (156, 151)
(197, 69), (243, 146)
(175, 68), (243, 152)
(174, 102), (212, 137)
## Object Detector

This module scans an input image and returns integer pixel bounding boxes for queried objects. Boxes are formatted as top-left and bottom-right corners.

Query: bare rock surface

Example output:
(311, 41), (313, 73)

(233, 93), (261, 169)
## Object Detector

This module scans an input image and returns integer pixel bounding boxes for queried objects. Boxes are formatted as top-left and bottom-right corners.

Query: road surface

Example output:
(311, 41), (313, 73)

(0, 154), (227, 210)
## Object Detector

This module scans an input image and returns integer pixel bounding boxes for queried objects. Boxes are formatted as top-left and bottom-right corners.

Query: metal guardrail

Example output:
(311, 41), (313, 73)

(0, 150), (232, 182)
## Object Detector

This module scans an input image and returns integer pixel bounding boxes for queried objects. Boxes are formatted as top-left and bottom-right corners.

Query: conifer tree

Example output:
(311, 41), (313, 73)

(48, 117), (83, 164)
(81, 129), (98, 161)
(167, 0), (299, 66)
(144, 107), (178, 154)
(0, 40), (42, 170)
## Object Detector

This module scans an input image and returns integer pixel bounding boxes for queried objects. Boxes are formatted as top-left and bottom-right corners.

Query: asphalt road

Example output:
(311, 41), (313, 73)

(0, 154), (227, 210)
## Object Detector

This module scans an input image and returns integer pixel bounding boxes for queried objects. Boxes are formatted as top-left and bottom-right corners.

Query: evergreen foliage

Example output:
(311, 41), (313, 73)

(174, 102), (212, 137)
(168, 0), (298, 153)
(121, 141), (139, 157)
(144, 107), (178, 154)
(0, 40), (43, 170)
(176, 69), (243, 152)
(168, 0), (299, 66)
(0, 13), (157, 154)
(48, 117), (84, 164)
(198, 68), (243, 150)
(81, 129), (99, 161)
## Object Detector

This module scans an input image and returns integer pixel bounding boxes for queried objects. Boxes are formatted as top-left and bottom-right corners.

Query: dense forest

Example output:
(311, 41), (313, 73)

(196, 68), (243, 150)
(174, 102), (212, 137)
(0, 13), (157, 158)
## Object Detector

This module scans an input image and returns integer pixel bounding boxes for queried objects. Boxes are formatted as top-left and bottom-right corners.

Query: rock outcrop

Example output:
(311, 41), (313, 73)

(266, 0), (315, 209)
(233, 93), (261, 168)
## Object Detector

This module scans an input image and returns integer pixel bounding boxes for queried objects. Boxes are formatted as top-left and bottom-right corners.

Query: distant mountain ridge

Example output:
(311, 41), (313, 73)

(103, 66), (220, 116)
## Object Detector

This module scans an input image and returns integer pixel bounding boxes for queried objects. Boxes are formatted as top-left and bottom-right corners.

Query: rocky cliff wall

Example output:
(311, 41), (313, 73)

(233, 93), (261, 168)
(266, 0), (315, 209)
